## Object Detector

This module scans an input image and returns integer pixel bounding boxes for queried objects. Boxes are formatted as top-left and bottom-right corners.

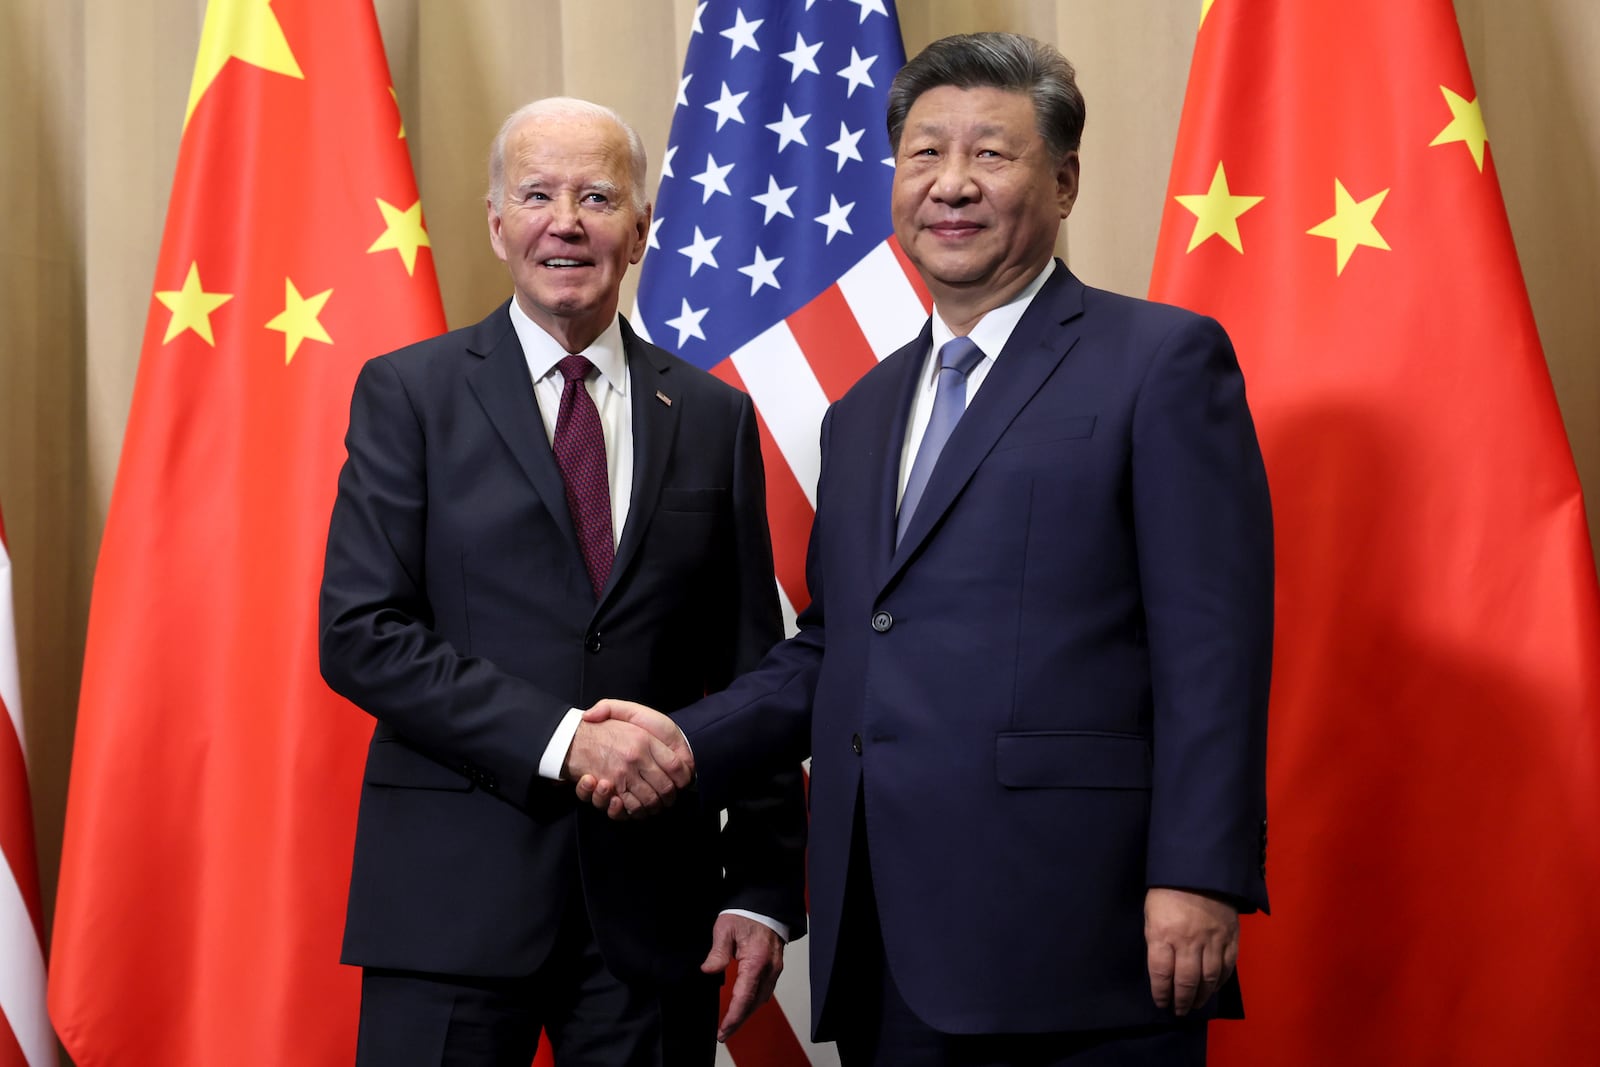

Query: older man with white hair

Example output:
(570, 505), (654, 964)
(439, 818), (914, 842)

(318, 97), (806, 1066)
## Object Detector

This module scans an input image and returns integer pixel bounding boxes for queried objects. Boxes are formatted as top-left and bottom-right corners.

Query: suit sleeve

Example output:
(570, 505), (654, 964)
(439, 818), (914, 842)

(1132, 314), (1273, 913)
(707, 392), (809, 935)
(319, 356), (569, 810)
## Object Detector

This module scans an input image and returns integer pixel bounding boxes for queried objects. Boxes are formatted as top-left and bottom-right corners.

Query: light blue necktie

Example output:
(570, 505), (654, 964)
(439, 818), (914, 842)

(897, 336), (985, 544)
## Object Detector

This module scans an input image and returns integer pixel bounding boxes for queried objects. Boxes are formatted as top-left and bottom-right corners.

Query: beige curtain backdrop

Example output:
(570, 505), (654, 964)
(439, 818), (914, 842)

(3, 0), (1597, 956)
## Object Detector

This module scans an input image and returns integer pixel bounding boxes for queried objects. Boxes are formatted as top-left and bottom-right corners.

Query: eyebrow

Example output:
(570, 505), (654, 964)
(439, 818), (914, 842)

(514, 177), (623, 198)
(916, 119), (1011, 137)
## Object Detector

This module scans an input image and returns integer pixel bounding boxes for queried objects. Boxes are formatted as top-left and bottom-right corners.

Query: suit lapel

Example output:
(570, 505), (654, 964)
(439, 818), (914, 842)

(870, 321), (935, 573)
(464, 302), (582, 560)
(888, 266), (1087, 575)
(609, 319), (678, 606)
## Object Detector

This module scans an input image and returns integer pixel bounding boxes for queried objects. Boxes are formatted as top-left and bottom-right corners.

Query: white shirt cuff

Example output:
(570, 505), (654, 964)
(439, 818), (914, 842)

(720, 909), (789, 943)
(538, 707), (585, 780)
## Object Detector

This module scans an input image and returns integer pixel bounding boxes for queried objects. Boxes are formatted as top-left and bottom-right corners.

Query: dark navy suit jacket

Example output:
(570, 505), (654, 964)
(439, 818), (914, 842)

(674, 264), (1272, 1037)
(319, 304), (806, 985)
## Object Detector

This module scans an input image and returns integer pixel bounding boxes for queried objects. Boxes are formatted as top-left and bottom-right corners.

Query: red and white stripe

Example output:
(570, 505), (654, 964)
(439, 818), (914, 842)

(702, 237), (930, 626)
(0, 504), (52, 1067)
(643, 240), (929, 1066)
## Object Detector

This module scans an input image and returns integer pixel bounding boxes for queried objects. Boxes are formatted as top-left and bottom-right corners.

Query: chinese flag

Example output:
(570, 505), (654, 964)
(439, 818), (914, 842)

(48, 1), (445, 1063)
(1149, 1), (1600, 1063)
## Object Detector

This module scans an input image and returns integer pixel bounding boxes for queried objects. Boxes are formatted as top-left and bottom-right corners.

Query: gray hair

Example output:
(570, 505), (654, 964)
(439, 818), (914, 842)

(486, 96), (649, 211)
(886, 33), (1085, 160)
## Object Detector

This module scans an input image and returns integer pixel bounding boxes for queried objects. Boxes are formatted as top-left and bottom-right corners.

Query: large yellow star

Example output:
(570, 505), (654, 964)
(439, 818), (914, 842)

(1174, 162), (1264, 253)
(265, 278), (334, 364)
(367, 198), (431, 275)
(1429, 86), (1488, 171)
(155, 263), (234, 345)
(1306, 179), (1391, 275)
(1200, 0), (1217, 27)
(185, 0), (304, 129)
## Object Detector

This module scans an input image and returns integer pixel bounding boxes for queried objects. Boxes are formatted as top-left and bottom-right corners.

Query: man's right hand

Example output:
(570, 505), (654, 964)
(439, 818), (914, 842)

(572, 700), (692, 819)
(562, 702), (692, 817)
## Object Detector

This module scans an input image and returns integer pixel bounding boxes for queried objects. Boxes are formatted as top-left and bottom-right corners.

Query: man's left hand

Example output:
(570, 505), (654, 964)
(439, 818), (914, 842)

(1144, 887), (1239, 1016)
(701, 913), (785, 1042)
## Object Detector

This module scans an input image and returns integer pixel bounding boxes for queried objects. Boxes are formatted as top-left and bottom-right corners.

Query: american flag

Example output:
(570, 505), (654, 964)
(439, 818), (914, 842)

(635, 0), (929, 644)
(0, 501), (51, 1067)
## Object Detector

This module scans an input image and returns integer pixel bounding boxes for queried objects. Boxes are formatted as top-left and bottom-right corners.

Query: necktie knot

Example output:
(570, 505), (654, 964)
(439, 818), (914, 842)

(557, 354), (595, 384)
(939, 336), (984, 377)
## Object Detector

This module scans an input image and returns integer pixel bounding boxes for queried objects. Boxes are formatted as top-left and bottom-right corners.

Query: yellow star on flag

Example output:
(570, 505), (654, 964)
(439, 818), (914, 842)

(1307, 178), (1391, 275)
(1174, 162), (1264, 253)
(1429, 86), (1488, 171)
(1200, 0), (1217, 28)
(185, 0), (304, 129)
(389, 86), (406, 139)
(155, 263), (234, 346)
(265, 278), (334, 364)
(367, 198), (431, 276)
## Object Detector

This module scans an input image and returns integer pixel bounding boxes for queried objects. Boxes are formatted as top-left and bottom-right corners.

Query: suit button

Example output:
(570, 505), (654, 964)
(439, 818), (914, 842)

(870, 611), (893, 633)
(851, 733), (863, 755)
(585, 633), (602, 653)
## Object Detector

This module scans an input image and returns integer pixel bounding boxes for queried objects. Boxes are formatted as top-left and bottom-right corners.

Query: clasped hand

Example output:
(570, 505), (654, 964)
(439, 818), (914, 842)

(563, 700), (691, 817)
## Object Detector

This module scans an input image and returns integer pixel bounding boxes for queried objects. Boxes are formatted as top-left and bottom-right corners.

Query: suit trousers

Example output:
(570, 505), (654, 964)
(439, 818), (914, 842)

(829, 791), (1208, 1067)
(354, 877), (719, 1067)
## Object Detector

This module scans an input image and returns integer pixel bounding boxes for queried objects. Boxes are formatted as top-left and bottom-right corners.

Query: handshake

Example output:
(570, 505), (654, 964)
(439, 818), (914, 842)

(562, 700), (693, 819)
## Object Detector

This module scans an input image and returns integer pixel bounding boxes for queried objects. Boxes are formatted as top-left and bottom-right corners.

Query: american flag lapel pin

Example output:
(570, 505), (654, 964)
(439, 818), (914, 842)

(656, 390), (672, 407)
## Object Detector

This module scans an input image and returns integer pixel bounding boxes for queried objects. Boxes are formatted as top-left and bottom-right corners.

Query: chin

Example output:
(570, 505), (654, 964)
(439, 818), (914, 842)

(922, 263), (993, 288)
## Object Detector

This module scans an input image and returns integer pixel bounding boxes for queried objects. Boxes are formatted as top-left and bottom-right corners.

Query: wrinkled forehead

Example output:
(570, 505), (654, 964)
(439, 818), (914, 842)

(503, 114), (634, 190)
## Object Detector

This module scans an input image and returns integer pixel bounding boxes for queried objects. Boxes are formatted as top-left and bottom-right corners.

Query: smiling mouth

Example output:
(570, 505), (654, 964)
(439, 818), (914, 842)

(542, 258), (591, 268)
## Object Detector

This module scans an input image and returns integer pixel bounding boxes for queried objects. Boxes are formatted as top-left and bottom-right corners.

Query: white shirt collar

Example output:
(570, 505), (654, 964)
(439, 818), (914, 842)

(928, 259), (1057, 371)
(508, 300), (629, 396)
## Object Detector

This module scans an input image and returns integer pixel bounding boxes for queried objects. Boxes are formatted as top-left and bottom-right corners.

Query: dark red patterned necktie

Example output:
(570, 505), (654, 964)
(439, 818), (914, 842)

(552, 355), (614, 599)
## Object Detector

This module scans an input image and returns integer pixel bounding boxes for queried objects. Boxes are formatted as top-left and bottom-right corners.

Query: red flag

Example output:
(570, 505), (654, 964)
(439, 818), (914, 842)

(1150, 1), (1600, 1062)
(1, 502), (51, 1067)
(48, 1), (445, 1062)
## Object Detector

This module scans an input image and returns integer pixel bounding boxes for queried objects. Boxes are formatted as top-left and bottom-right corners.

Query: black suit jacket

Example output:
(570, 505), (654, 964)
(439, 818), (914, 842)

(319, 303), (806, 984)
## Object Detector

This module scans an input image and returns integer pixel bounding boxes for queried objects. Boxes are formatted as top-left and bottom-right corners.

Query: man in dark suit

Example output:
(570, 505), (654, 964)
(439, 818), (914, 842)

(580, 34), (1273, 1067)
(318, 96), (806, 1066)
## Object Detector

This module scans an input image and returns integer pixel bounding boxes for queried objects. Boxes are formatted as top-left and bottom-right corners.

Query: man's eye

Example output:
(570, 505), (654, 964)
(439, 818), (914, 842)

(585, 193), (608, 203)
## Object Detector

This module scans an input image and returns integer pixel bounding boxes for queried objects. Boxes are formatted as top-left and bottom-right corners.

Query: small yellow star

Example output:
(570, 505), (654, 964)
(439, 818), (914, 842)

(1174, 162), (1264, 253)
(185, 0), (303, 129)
(1306, 178), (1391, 275)
(265, 278), (334, 364)
(1429, 86), (1488, 171)
(389, 86), (406, 139)
(1200, 0), (1217, 27)
(367, 198), (431, 276)
(155, 263), (234, 346)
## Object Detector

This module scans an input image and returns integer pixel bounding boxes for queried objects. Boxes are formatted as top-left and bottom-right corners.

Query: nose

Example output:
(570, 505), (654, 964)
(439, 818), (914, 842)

(548, 194), (582, 236)
(931, 156), (977, 205)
